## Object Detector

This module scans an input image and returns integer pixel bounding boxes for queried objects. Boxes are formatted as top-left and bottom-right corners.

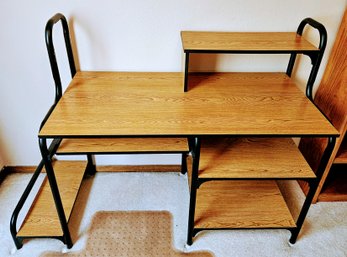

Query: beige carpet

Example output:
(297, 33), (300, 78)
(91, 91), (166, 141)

(40, 211), (214, 257)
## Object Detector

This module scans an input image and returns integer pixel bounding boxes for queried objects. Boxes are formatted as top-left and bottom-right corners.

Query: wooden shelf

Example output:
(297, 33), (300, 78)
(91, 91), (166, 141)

(334, 138), (347, 164)
(181, 31), (318, 52)
(194, 180), (296, 229)
(17, 161), (86, 237)
(57, 137), (189, 154)
(198, 137), (315, 179)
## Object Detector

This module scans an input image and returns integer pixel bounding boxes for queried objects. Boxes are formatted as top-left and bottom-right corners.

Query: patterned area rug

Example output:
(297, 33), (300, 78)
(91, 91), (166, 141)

(40, 211), (213, 257)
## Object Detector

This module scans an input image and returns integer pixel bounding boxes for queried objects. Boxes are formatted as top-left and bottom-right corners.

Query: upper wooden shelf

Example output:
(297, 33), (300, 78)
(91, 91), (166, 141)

(181, 31), (318, 53)
(39, 72), (338, 138)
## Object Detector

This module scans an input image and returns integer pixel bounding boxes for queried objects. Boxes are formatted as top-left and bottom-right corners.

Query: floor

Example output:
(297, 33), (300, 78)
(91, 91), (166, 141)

(1, 171), (347, 257)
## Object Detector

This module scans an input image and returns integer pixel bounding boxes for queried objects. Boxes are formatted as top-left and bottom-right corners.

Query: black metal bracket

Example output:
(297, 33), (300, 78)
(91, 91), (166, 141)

(286, 18), (327, 101)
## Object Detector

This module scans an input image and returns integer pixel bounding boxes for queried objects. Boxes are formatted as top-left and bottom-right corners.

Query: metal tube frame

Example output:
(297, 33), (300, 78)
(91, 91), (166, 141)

(286, 18), (327, 101)
(10, 13), (82, 249)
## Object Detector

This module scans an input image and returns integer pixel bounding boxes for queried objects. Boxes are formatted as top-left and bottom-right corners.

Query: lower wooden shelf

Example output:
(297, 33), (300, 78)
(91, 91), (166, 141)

(17, 161), (86, 237)
(194, 180), (296, 229)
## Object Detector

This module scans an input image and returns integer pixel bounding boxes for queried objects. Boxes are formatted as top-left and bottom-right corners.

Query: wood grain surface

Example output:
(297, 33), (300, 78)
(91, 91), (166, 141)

(17, 161), (86, 237)
(198, 137), (315, 179)
(39, 72), (337, 138)
(194, 180), (296, 229)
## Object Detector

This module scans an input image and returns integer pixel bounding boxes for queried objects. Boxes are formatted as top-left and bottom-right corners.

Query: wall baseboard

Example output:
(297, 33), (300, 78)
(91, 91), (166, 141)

(0, 166), (12, 185)
(0, 164), (182, 183)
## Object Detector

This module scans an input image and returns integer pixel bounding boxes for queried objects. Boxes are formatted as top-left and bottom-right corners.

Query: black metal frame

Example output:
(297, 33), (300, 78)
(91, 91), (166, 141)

(185, 18), (336, 245)
(10, 13), (79, 249)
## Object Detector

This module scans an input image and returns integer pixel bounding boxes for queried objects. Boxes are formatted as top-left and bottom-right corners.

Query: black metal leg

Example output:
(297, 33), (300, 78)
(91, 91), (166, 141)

(184, 52), (190, 92)
(86, 154), (97, 176)
(187, 137), (201, 245)
(290, 136), (336, 243)
(180, 153), (188, 174)
(10, 161), (44, 249)
(286, 53), (297, 77)
(11, 236), (23, 249)
(39, 138), (73, 248)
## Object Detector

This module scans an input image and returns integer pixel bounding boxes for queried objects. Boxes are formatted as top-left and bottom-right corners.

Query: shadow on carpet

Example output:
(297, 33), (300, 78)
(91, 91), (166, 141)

(40, 211), (214, 257)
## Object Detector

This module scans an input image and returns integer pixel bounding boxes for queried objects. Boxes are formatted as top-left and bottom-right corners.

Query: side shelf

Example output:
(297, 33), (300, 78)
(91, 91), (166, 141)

(17, 161), (86, 237)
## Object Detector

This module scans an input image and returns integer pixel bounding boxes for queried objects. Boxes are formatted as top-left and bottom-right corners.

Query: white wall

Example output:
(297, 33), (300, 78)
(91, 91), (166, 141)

(0, 0), (346, 166)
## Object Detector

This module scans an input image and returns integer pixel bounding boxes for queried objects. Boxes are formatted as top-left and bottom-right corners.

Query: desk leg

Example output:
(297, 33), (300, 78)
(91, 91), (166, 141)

(290, 136), (336, 243)
(39, 138), (73, 248)
(187, 137), (201, 245)
(86, 154), (97, 176)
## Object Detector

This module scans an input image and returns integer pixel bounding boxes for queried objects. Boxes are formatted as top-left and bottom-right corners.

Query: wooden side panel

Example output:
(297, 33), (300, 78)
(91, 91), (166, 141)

(299, 9), (347, 202)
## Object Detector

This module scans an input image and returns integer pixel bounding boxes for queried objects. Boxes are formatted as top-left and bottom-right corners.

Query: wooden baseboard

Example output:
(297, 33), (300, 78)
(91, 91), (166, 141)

(1, 164), (182, 174)
(0, 166), (12, 185)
